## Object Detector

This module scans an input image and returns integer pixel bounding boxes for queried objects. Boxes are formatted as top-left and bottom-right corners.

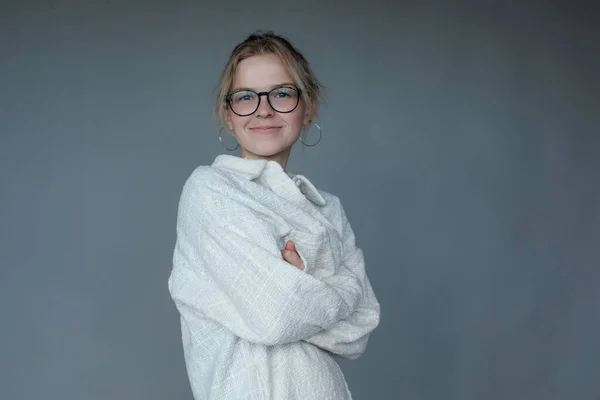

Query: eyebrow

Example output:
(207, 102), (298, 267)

(230, 82), (297, 92)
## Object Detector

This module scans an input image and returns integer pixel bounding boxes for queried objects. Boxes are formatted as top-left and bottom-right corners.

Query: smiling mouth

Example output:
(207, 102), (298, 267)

(250, 126), (281, 133)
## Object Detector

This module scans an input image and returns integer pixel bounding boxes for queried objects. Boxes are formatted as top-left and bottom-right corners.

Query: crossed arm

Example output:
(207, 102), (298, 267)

(168, 178), (380, 358)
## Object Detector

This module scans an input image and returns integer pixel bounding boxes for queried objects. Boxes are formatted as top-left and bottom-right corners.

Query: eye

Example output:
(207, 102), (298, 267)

(233, 91), (256, 102)
(271, 87), (297, 99)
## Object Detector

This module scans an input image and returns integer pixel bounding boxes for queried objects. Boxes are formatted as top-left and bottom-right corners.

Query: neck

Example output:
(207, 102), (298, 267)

(239, 148), (291, 170)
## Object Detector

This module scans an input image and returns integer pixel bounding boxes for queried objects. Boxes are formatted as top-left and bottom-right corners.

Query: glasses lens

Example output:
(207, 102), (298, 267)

(229, 90), (258, 115)
(269, 87), (299, 112)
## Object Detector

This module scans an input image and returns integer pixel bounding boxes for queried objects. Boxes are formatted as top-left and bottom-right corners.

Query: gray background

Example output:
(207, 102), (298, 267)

(1, 1), (599, 399)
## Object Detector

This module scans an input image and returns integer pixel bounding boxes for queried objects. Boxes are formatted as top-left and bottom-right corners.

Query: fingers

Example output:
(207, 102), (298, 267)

(281, 249), (298, 263)
(281, 248), (304, 270)
(285, 240), (297, 252)
(281, 240), (304, 270)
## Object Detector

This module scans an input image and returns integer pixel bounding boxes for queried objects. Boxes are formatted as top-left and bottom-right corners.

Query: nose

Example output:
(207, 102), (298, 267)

(255, 95), (274, 118)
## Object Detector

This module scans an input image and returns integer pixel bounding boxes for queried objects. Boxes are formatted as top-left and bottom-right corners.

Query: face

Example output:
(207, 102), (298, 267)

(225, 53), (311, 164)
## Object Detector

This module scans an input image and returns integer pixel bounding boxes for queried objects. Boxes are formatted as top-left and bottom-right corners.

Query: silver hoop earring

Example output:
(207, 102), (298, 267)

(218, 127), (239, 151)
(300, 123), (322, 147)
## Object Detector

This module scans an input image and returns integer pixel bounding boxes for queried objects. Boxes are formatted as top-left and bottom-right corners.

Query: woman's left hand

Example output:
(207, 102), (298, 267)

(281, 240), (305, 271)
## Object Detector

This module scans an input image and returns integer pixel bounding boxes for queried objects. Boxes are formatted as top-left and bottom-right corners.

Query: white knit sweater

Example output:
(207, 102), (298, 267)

(168, 155), (380, 399)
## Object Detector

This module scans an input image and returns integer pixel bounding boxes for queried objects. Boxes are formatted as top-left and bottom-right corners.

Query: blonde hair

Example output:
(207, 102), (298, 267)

(214, 31), (323, 130)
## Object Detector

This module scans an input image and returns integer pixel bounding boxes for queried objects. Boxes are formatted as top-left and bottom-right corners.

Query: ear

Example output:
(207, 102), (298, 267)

(303, 111), (312, 127)
(225, 109), (234, 132)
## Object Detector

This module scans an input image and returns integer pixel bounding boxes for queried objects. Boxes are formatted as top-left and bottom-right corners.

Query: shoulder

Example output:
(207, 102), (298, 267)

(182, 163), (239, 192)
(176, 165), (242, 230)
(316, 188), (358, 245)
(180, 166), (211, 198)
(184, 165), (222, 187)
(317, 189), (349, 230)
(318, 189), (343, 212)
(178, 165), (235, 208)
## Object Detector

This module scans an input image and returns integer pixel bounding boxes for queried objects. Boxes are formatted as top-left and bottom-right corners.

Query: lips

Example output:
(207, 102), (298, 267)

(249, 126), (281, 133)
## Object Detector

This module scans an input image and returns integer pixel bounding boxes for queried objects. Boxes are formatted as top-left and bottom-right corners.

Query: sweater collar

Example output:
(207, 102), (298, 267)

(212, 155), (327, 207)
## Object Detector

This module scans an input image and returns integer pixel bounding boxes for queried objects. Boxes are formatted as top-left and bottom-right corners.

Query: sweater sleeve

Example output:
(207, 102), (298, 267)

(302, 201), (381, 359)
(168, 169), (363, 346)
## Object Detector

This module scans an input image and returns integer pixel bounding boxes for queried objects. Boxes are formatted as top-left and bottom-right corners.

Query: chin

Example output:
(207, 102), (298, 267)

(243, 142), (295, 158)
(249, 147), (288, 158)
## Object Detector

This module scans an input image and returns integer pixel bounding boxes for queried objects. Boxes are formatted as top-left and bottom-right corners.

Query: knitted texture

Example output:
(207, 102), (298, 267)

(168, 155), (380, 399)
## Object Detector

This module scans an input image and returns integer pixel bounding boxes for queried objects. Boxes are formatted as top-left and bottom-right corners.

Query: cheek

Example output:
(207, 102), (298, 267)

(229, 114), (249, 133)
(285, 110), (308, 132)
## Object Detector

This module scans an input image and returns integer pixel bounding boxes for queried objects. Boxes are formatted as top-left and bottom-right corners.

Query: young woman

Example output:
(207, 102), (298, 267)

(168, 31), (380, 400)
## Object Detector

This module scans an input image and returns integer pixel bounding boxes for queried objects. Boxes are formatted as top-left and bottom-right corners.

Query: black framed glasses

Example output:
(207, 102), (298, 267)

(225, 86), (302, 116)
